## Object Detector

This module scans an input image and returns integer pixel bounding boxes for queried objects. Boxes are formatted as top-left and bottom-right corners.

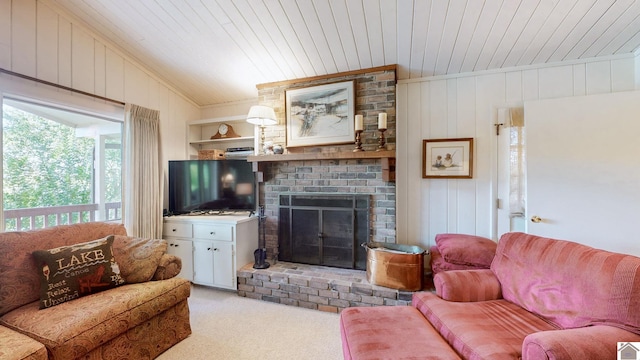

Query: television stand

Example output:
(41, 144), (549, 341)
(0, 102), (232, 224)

(163, 214), (258, 290)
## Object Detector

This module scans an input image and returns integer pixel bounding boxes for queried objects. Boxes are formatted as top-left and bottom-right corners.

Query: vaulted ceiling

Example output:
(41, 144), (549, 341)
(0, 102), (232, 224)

(50, 0), (640, 107)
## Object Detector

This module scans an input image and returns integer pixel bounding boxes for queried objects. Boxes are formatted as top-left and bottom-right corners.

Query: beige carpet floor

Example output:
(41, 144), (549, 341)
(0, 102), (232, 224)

(157, 285), (344, 360)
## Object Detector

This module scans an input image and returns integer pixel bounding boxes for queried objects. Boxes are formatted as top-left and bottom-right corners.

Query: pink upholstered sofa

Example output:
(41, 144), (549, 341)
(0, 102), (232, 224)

(0, 222), (191, 360)
(341, 232), (640, 359)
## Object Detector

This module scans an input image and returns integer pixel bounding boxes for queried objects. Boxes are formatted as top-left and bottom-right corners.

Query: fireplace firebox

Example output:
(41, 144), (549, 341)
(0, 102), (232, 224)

(278, 193), (369, 270)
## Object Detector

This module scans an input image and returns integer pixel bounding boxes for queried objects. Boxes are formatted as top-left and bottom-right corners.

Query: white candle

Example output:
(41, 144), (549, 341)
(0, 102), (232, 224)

(378, 113), (387, 129)
(355, 115), (364, 131)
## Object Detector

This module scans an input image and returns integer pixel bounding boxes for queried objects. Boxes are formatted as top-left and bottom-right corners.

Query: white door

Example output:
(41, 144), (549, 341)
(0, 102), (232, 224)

(212, 241), (234, 289)
(166, 238), (193, 281)
(192, 240), (214, 285)
(524, 91), (640, 256)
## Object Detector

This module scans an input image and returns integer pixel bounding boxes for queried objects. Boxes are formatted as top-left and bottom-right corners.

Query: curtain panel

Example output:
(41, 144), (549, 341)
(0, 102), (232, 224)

(509, 107), (525, 219)
(123, 104), (163, 238)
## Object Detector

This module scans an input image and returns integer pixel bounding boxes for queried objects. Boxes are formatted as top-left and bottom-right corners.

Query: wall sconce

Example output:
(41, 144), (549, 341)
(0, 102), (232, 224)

(246, 105), (277, 155)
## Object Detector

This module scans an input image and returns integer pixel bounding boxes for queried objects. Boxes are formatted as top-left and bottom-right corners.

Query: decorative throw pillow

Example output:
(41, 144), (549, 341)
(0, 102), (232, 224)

(435, 233), (497, 268)
(32, 236), (125, 309)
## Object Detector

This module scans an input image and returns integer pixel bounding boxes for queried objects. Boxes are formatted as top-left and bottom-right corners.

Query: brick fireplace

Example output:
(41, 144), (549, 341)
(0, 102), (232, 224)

(278, 193), (370, 270)
(250, 65), (398, 265)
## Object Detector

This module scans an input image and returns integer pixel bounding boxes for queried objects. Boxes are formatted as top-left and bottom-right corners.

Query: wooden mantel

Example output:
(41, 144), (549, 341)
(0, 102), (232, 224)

(247, 150), (396, 182)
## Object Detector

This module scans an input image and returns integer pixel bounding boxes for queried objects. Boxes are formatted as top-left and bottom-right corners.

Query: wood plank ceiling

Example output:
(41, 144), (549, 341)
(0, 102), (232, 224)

(48, 0), (640, 107)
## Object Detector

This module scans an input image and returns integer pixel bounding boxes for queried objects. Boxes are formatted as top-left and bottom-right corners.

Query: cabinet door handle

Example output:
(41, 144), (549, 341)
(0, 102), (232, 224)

(207, 247), (212, 251)
(172, 228), (177, 232)
(210, 231), (215, 235)
(213, 248), (219, 251)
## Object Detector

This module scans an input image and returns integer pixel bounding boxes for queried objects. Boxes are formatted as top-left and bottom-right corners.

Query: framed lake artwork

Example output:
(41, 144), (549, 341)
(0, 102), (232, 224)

(422, 138), (474, 179)
(285, 80), (355, 147)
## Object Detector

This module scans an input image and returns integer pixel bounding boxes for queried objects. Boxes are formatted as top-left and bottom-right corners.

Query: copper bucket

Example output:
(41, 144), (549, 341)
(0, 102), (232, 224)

(364, 242), (426, 291)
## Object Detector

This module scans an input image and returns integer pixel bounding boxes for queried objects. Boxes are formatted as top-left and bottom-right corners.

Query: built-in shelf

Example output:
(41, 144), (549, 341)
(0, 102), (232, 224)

(247, 150), (396, 182)
(189, 136), (255, 145)
(188, 115), (256, 158)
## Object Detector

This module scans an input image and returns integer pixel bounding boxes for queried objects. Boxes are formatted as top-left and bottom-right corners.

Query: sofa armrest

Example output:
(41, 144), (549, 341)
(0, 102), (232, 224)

(523, 326), (640, 360)
(434, 269), (502, 302)
(152, 254), (182, 280)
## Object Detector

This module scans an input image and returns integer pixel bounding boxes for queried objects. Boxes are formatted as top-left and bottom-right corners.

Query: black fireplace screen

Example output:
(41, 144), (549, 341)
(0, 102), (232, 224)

(278, 194), (369, 270)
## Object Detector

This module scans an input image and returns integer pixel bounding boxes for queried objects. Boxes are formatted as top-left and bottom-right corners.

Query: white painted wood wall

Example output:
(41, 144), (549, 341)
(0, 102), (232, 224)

(397, 54), (639, 251)
(0, 0), (201, 208)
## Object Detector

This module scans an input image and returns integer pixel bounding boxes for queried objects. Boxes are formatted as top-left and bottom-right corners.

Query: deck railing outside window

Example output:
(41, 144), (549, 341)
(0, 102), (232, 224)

(4, 202), (122, 231)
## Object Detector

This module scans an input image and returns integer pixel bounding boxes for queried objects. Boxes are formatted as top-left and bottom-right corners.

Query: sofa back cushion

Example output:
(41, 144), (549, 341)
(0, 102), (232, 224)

(491, 232), (640, 334)
(0, 222), (127, 316)
(112, 235), (168, 283)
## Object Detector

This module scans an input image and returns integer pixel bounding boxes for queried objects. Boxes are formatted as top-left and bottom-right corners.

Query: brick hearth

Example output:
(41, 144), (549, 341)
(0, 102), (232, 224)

(237, 262), (434, 313)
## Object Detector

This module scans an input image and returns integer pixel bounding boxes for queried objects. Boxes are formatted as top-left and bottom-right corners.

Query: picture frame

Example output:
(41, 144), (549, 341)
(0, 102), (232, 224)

(285, 80), (355, 147)
(422, 138), (474, 179)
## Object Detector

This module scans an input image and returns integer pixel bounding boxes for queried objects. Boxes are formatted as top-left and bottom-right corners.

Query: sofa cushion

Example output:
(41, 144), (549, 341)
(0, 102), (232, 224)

(433, 269), (502, 302)
(413, 292), (558, 360)
(491, 232), (640, 334)
(0, 222), (128, 316)
(0, 277), (190, 360)
(430, 246), (488, 274)
(32, 236), (125, 309)
(435, 233), (497, 267)
(0, 325), (47, 360)
(112, 235), (167, 283)
(340, 305), (461, 360)
(522, 326), (640, 360)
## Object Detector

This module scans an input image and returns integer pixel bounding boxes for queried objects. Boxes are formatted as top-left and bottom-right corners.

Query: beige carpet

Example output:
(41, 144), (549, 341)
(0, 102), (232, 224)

(157, 285), (344, 360)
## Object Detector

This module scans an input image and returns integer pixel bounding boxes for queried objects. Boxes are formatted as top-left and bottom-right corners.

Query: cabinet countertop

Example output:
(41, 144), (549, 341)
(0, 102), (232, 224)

(164, 213), (258, 224)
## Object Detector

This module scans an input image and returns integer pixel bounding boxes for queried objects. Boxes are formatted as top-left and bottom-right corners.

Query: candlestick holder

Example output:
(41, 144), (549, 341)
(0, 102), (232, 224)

(353, 130), (364, 152)
(377, 128), (387, 151)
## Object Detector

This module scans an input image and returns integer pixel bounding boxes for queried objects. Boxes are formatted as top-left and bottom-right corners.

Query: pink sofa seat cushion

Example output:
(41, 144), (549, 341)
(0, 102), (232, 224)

(413, 292), (558, 360)
(523, 326), (640, 360)
(491, 232), (640, 334)
(430, 246), (487, 274)
(340, 306), (461, 360)
(435, 233), (497, 268)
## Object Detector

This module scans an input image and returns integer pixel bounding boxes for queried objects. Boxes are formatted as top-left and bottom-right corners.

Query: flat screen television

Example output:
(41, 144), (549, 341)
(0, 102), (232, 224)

(168, 160), (256, 214)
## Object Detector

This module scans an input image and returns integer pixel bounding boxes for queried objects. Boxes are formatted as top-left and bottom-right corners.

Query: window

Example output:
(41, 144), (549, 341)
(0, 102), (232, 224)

(2, 97), (123, 230)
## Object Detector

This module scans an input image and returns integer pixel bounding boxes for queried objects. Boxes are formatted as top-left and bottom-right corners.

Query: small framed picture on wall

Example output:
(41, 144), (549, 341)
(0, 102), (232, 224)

(422, 138), (474, 179)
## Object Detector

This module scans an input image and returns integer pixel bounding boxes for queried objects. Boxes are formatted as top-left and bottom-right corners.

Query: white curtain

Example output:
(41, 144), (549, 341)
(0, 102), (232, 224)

(122, 104), (163, 238)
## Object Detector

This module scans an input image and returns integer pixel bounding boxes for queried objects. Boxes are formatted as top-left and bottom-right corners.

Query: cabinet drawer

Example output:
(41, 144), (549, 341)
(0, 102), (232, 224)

(163, 222), (193, 238)
(194, 224), (233, 241)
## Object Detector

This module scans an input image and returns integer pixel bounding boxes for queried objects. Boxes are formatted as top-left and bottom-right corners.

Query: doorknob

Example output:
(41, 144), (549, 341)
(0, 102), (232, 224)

(531, 215), (542, 223)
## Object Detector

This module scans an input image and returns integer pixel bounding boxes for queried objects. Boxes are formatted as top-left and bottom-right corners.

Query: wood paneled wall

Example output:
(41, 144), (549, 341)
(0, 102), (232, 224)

(0, 0), (201, 207)
(397, 55), (638, 250)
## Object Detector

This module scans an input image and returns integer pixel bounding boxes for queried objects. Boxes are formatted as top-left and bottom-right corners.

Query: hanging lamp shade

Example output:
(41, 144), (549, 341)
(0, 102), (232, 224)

(246, 105), (277, 126)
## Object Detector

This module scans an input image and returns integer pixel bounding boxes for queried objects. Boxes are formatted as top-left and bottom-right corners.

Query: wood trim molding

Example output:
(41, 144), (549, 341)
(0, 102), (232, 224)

(256, 65), (397, 90)
(247, 150), (396, 182)
(0, 68), (126, 106)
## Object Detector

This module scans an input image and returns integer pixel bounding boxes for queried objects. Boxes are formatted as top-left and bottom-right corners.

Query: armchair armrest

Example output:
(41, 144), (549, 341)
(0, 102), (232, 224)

(434, 269), (502, 302)
(152, 254), (182, 280)
(523, 326), (640, 360)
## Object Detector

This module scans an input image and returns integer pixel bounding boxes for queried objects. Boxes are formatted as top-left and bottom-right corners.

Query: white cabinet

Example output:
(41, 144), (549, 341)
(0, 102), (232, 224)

(188, 115), (257, 159)
(163, 214), (258, 290)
